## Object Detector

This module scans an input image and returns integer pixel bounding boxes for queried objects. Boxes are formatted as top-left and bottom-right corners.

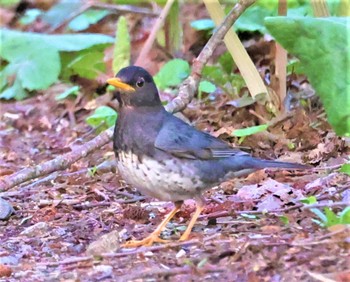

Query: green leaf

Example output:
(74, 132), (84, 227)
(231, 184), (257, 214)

(218, 52), (234, 74)
(190, 19), (215, 31)
(279, 215), (289, 225)
(0, 34), (60, 91)
(323, 207), (340, 227)
(199, 80), (216, 93)
(68, 9), (110, 31)
(340, 206), (350, 224)
(19, 9), (42, 25)
(1, 29), (114, 52)
(66, 52), (105, 79)
(232, 124), (268, 137)
(339, 163), (350, 176)
(300, 196), (317, 204)
(310, 208), (328, 226)
(265, 17), (350, 136)
(42, 0), (81, 29)
(235, 6), (273, 33)
(154, 59), (190, 90)
(0, 29), (113, 99)
(0, 0), (21, 6)
(202, 66), (226, 86)
(0, 78), (27, 100)
(55, 86), (80, 100)
(113, 16), (130, 74)
(86, 106), (118, 132)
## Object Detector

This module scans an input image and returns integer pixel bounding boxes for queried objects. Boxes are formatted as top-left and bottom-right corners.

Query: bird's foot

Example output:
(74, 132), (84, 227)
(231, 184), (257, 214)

(122, 234), (169, 248)
(178, 233), (190, 242)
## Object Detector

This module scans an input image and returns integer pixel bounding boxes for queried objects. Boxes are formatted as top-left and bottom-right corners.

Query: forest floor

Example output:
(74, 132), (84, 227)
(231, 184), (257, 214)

(0, 1), (349, 281)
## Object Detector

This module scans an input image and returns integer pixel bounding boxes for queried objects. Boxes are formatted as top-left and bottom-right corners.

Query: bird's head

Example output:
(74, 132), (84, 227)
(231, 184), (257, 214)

(107, 66), (161, 108)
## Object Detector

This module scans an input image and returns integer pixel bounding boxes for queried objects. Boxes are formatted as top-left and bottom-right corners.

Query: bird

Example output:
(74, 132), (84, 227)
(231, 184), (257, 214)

(106, 66), (309, 248)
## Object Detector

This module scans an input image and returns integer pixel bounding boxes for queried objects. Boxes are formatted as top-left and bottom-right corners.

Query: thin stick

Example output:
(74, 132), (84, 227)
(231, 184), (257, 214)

(0, 127), (114, 192)
(165, 0), (256, 113)
(135, 0), (175, 66)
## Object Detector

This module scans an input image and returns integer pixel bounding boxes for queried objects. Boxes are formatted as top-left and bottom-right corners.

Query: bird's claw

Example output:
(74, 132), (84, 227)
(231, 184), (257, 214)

(122, 234), (170, 248)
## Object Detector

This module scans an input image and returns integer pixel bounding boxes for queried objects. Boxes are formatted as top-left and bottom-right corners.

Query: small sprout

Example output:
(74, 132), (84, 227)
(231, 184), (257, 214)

(300, 196), (317, 205)
(279, 215), (289, 225)
(55, 86), (80, 100)
(87, 166), (98, 177)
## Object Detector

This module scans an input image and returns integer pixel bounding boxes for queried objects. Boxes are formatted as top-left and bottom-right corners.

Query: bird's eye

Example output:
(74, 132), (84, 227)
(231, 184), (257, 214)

(136, 77), (145, 88)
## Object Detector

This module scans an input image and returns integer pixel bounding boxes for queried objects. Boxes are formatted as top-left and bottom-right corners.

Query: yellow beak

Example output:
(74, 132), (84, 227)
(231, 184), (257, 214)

(106, 77), (135, 92)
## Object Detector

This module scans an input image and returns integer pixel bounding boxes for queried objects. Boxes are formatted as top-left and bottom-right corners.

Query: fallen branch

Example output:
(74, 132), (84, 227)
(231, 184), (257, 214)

(0, 127), (113, 192)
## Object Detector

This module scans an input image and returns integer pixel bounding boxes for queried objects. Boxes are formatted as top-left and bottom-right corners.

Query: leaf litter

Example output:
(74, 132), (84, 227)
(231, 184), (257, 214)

(0, 2), (349, 282)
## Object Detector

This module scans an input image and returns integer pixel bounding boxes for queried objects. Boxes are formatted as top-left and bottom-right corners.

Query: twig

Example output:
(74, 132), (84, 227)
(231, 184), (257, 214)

(47, 2), (92, 33)
(92, 2), (159, 16)
(47, 1), (158, 33)
(38, 255), (93, 267)
(200, 185), (350, 219)
(135, 0), (175, 66)
(102, 239), (201, 258)
(0, 127), (114, 192)
(119, 265), (225, 281)
(302, 201), (350, 210)
(165, 0), (256, 113)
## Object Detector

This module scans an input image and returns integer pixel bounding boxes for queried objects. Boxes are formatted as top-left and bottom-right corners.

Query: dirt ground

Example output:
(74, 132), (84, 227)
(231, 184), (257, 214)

(0, 1), (349, 281)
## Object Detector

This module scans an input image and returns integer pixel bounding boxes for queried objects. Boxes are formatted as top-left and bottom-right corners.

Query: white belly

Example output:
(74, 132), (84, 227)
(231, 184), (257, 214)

(117, 151), (205, 202)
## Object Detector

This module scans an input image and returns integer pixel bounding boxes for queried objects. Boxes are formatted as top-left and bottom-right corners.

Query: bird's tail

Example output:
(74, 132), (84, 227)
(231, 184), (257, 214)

(247, 157), (310, 170)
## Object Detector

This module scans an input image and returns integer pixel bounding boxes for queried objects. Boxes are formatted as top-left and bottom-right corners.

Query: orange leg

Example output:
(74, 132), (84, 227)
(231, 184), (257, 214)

(179, 198), (205, 241)
(122, 202), (182, 248)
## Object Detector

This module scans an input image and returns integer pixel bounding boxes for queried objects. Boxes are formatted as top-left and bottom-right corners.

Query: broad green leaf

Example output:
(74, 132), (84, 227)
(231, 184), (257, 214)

(68, 9), (110, 32)
(235, 6), (273, 33)
(339, 163), (350, 176)
(265, 17), (350, 136)
(0, 34), (60, 91)
(113, 16), (130, 74)
(66, 52), (105, 79)
(154, 59), (190, 90)
(1, 29), (114, 52)
(199, 80), (216, 93)
(55, 86), (80, 100)
(190, 19), (215, 31)
(232, 124), (268, 137)
(86, 106), (118, 131)
(0, 29), (113, 99)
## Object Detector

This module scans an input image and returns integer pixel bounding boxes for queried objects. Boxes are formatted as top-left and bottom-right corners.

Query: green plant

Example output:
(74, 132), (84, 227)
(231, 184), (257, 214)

(301, 197), (350, 227)
(86, 106), (118, 132)
(265, 17), (350, 136)
(153, 59), (190, 90)
(232, 124), (268, 144)
(55, 86), (80, 100)
(113, 16), (131, 74)
(0, 29), (113, 100)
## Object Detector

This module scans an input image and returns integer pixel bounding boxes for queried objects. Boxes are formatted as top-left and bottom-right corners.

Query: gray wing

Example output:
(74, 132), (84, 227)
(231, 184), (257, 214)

(154, 116), (248, 160)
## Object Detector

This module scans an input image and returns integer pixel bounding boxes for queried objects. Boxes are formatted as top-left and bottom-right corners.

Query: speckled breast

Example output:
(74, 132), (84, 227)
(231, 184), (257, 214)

(116, 150), (206, 202)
